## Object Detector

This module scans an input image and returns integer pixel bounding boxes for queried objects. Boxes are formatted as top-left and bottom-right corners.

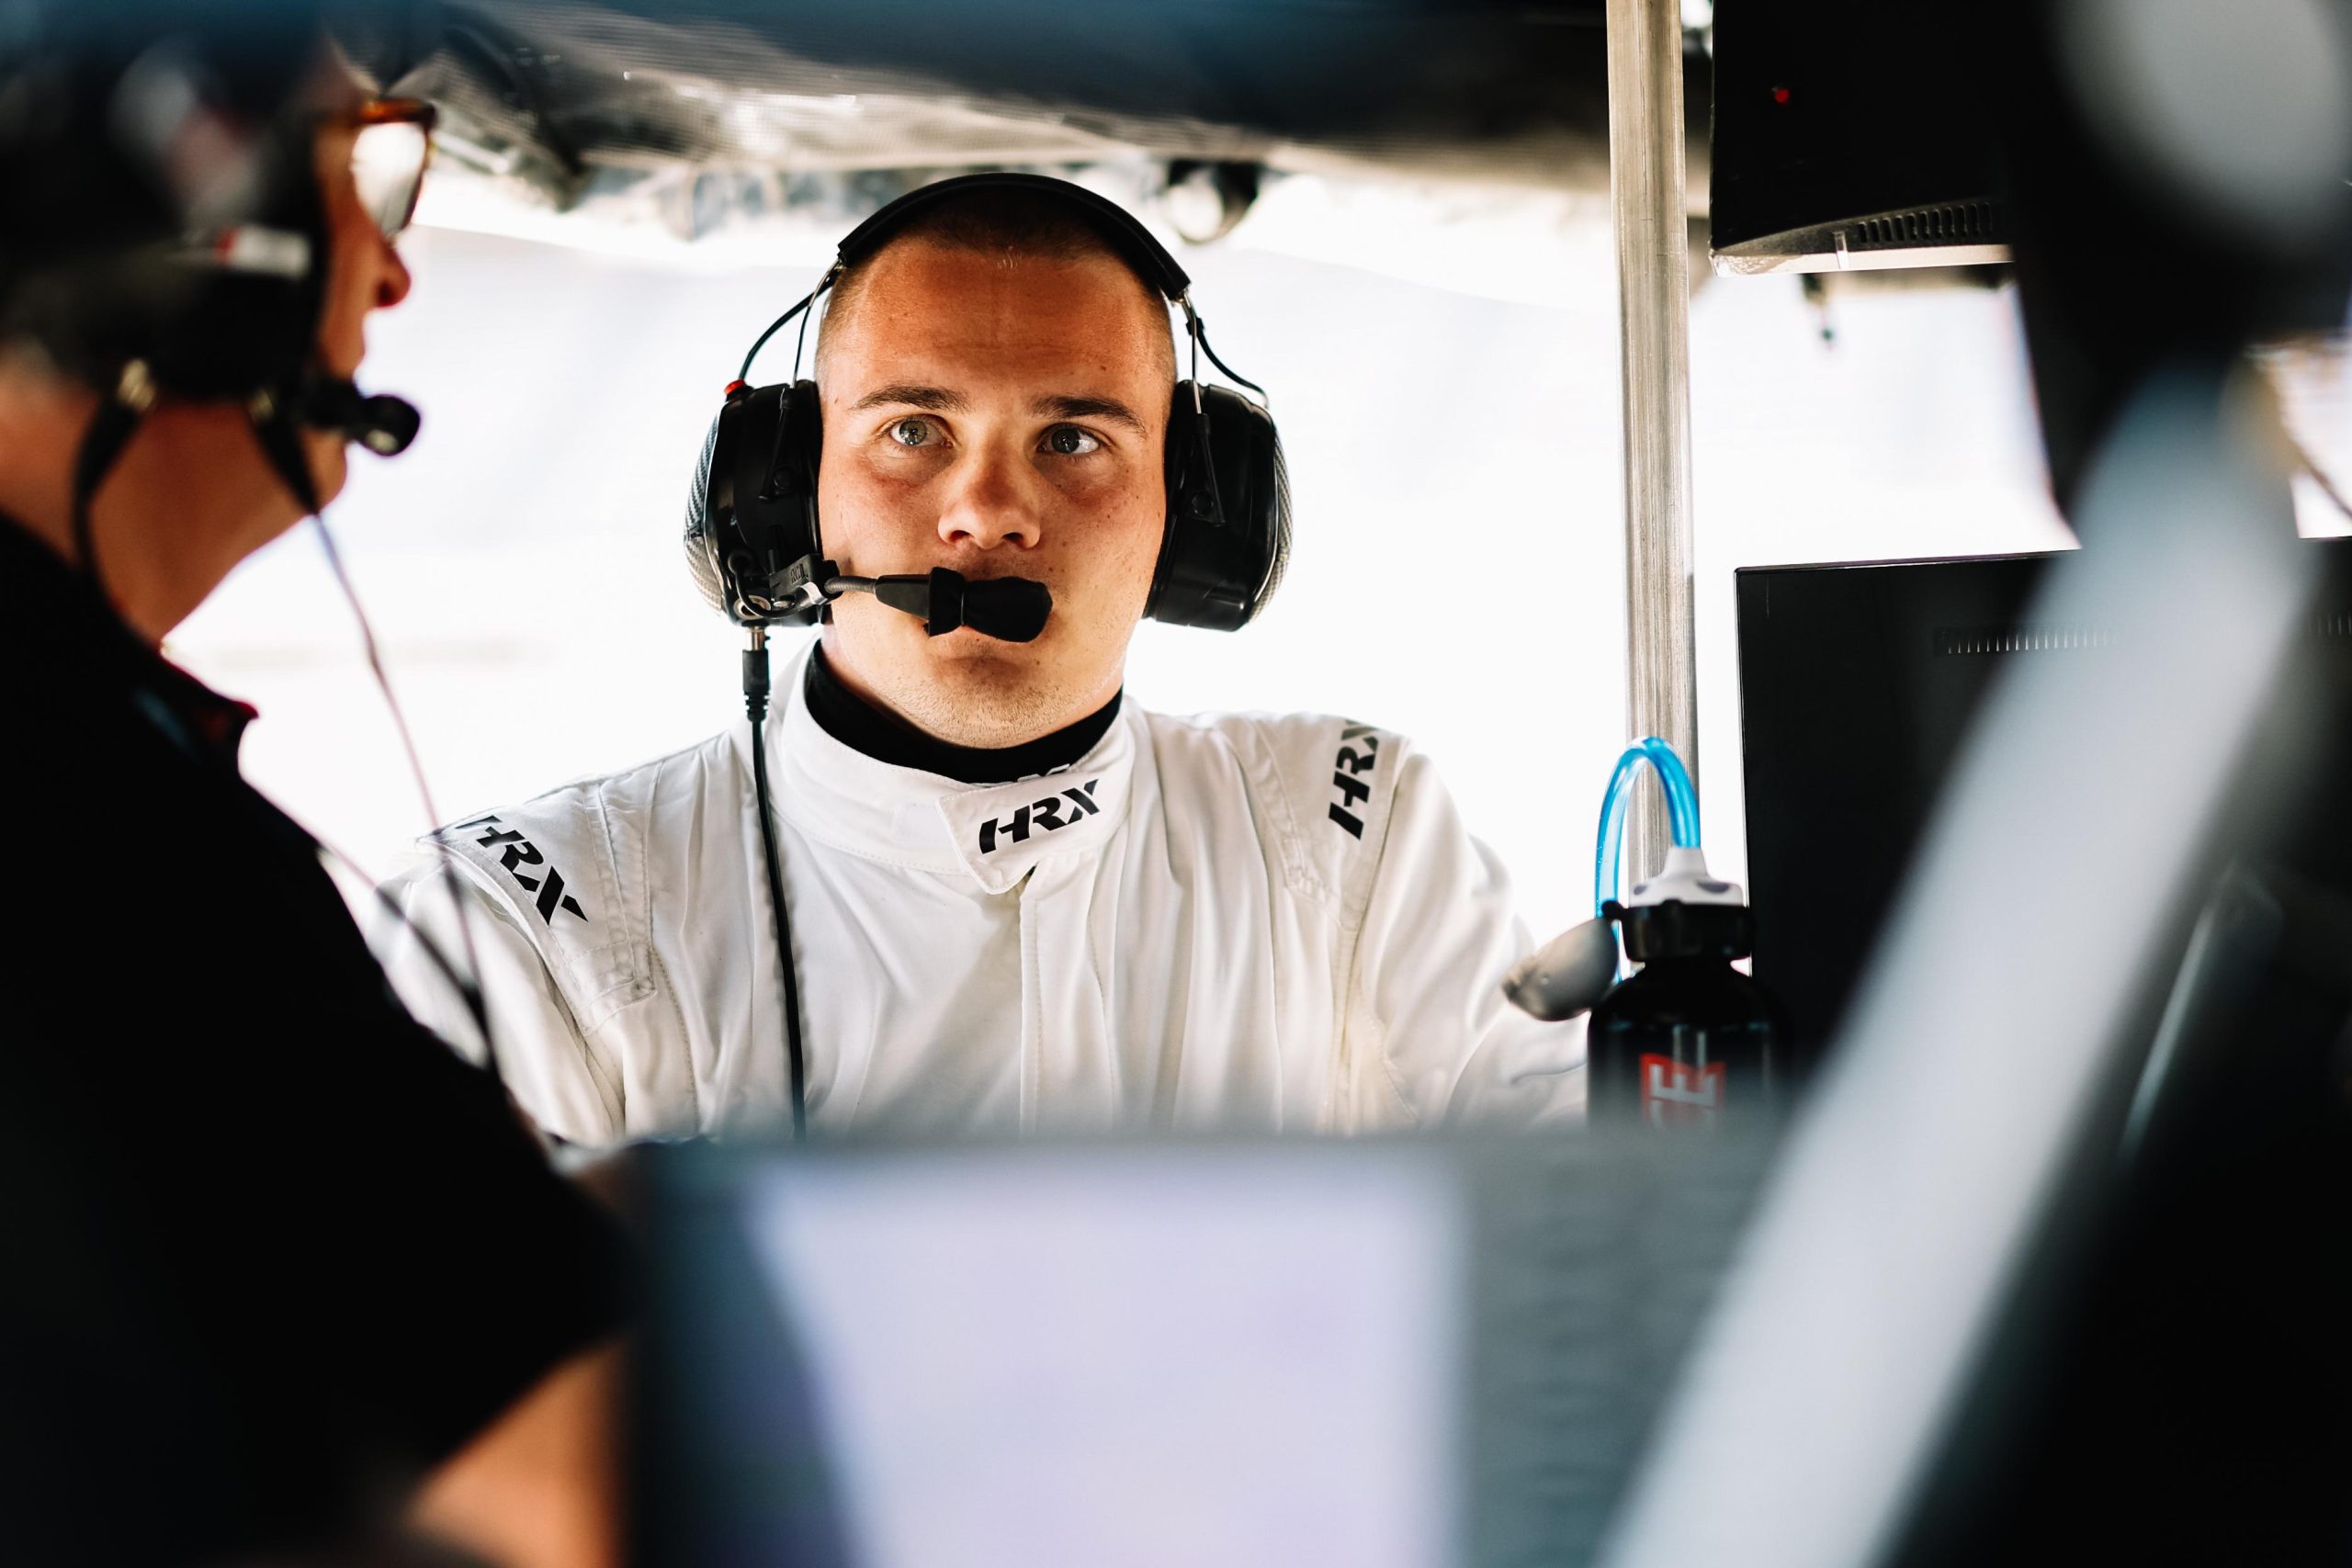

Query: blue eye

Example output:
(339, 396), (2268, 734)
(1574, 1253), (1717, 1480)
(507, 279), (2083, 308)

(888, 417), (937, 448)
(1045, 425), (1101, 457)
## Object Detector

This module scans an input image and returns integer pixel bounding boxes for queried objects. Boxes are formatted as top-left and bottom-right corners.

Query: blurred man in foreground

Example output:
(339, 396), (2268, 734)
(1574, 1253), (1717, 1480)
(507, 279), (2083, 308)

(0, 10), (628, 1564)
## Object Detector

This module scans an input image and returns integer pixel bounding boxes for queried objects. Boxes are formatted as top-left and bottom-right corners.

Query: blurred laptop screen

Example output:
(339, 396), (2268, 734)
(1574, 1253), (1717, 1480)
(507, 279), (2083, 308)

(722, 1145), (1464, 1568)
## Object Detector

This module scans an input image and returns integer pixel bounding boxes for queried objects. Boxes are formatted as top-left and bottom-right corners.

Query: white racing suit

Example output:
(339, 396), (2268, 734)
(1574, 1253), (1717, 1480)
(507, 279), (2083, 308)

(381, 646), (1583, 1144)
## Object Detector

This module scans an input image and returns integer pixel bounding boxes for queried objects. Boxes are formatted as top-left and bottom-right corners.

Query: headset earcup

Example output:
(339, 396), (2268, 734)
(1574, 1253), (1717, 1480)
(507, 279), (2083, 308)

(764, 379), (825, 626)
(780, 378), (824, 562)
(682, 399), (737, 616)
(1148, 381), (1290, 630)
(681, 379), (827, 625)
(144, 124), (325, 400)
(0, 62), (323, 402)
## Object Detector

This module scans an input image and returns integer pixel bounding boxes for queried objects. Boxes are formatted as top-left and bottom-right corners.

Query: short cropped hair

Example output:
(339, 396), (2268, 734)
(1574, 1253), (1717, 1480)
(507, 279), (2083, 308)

(812, 185), (1177, 383)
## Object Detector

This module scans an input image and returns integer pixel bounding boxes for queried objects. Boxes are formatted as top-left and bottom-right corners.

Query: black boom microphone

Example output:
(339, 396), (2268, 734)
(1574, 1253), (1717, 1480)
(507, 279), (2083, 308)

(825, 567), (1053, 642)
(294, 374), (422, 457)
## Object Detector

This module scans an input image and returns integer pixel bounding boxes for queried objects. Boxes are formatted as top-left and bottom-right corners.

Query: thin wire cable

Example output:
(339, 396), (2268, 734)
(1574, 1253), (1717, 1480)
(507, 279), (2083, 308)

(738, 288), (820, 383)
(2287, 427), (2352, 523)
(742, 634), (808, 1137)
(792, 276), (820, 381)
(311, 513), (501, 1084)
(1179, 294), (1270, 406)
(1194, 319), (1270, 406)
(751, 720), (808, 1137)
(1173, 299), (1233, 527)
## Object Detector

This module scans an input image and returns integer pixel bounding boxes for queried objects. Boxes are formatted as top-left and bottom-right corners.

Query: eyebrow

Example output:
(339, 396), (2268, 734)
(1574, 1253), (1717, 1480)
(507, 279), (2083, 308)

(851, 384), (966, 413)
(848, 385), (1150, 436)
(1032, 393), (1148, 435)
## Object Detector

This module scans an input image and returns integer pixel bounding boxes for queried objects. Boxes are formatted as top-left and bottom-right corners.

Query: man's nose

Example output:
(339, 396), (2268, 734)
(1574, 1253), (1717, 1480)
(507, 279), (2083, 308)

(936, 443), (1040, 551)
(373, 234), (413, 310)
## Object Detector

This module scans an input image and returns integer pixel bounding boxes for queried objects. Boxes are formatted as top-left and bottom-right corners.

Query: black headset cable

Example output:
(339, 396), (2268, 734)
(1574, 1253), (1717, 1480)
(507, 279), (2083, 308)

(743, 628), (810, 1137)
(737, 275), (832, 385)
(1181, 298), (1271, 408)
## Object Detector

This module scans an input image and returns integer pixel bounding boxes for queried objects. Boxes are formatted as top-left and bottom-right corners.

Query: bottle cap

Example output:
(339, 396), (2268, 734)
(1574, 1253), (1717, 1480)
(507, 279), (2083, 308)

(1607, 897), (1756, 961)
(1626, 844), (1745, 908)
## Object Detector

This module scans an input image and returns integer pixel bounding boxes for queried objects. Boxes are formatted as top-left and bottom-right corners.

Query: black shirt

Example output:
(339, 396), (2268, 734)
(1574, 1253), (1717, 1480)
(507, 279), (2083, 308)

(0, 521), (633, 1563)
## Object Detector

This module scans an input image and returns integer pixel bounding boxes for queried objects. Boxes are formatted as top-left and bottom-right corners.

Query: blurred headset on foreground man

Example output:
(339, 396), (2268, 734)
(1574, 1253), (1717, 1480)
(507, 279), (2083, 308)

(0, 6), (630, 1566)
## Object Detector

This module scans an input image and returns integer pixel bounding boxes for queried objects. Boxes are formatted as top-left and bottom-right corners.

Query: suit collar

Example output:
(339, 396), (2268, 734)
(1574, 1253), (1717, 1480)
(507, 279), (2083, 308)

(754, 641), (1135, 894)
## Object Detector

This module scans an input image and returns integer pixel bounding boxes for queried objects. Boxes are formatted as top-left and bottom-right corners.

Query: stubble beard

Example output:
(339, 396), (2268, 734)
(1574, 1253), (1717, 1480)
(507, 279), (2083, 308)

(902, 661), (1077, 747)
(836, 627), (1116, 750)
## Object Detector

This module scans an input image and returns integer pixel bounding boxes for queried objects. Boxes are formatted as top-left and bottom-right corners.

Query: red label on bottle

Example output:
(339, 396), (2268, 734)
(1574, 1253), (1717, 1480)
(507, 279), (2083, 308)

(1640, 1054), (1724, 1129)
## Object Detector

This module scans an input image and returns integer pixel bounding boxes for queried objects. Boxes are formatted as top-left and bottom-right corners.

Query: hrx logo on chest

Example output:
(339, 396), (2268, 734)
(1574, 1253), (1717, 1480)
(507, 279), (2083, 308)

(977, 778), (1103, 855)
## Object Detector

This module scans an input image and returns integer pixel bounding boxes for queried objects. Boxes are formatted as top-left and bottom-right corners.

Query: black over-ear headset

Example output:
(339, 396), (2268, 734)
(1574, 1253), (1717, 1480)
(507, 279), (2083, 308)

(0, 15), (424, 575)
(685, 173), (1288, 1138)
(683, 171), (1290, 636)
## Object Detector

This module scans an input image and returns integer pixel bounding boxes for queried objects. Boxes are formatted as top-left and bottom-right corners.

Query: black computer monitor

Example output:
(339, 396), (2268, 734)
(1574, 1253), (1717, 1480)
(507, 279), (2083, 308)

(1708, 1), (2007, 275)
(1735, 538), (2352, 1078)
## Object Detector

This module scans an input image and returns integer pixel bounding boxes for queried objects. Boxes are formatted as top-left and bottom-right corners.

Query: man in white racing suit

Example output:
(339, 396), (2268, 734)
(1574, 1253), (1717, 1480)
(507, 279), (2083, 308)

(384, 178), (1582, 1145)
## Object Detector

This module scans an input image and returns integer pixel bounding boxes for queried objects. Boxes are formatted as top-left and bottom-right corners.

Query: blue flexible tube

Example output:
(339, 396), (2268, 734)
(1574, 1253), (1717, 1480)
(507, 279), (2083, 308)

(1592, 738), (1700, 919)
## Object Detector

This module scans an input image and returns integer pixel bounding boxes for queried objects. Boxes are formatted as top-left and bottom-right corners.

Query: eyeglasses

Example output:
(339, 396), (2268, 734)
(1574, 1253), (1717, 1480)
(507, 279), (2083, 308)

(346, 97), (436, 242)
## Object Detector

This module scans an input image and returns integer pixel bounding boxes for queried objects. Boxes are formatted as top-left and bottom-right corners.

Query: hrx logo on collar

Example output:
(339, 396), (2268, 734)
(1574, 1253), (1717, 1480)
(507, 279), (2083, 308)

(977, 778), (1102, 855)
(445, 815), (587, 925)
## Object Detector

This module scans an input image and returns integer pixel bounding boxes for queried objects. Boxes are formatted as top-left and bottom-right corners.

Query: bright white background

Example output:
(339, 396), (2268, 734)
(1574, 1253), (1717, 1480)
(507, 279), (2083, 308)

(170, 174), (2093, 940)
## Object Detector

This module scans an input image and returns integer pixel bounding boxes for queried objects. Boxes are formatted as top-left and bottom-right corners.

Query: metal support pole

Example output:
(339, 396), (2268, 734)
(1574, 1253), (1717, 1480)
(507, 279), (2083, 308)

(1608, 0), (1699, 882)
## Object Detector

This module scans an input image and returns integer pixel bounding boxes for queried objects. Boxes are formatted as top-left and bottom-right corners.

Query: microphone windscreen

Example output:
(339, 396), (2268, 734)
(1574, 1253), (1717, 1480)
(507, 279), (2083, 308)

(957, 576), (1052, 642)
(298, 375), (421, 457)
(357, 394), (421, 456)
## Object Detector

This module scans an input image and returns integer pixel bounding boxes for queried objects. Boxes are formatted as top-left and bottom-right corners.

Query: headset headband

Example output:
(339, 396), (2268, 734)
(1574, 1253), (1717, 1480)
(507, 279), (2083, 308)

(833, 171), (1193, 301)
(739, 169), (1255, 396)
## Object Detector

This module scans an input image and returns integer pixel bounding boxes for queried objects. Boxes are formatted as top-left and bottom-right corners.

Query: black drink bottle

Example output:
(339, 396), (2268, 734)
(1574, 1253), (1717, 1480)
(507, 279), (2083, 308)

(1588, 899), (1786, 1129)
